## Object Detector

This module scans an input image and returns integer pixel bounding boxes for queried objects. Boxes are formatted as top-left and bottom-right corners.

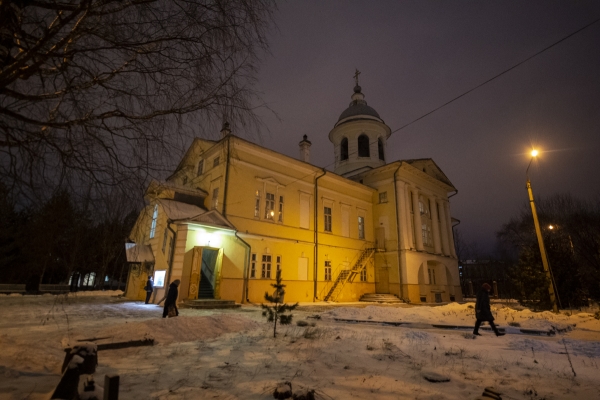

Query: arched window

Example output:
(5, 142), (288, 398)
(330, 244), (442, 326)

(340, 137), (349, 161)
(378, 138), (385, 161)
(358, 134), (370, 157)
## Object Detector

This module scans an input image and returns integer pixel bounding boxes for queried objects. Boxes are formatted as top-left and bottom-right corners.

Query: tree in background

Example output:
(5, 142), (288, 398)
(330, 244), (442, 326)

(0, 0), (275, 203)
(497, 194), (600, 309)
(0, 188), (136, 288)
(262, 270), (298, 338)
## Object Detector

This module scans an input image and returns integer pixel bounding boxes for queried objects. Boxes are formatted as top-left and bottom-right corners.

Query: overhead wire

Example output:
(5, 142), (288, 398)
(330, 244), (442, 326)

(228, 16), (600, 194)
(390, 17), (600, 134)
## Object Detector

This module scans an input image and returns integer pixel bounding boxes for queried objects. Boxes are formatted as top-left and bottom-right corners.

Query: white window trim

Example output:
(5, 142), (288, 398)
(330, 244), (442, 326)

(250, 254), (257, 278)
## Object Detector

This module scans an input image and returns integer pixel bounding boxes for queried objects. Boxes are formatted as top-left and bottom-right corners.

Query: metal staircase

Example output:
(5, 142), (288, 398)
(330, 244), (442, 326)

(323, 247), (375, 302)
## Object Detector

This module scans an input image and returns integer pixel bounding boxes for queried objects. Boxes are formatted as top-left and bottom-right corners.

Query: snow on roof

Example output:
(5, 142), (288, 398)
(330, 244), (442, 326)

(158, 198), (206, 220)
(125, 243), (154, 263)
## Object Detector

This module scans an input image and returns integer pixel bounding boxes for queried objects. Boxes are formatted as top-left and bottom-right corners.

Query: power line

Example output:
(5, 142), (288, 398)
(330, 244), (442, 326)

(231, 17), (600, 189)
(391, 17), (600, 134)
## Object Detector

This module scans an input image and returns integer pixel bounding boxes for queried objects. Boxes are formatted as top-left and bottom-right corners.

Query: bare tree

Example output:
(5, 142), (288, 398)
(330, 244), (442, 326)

(0, 0), (275, 201)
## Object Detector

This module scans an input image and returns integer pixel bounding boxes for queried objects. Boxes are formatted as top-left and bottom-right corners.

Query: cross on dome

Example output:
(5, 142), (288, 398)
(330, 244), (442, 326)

(353, 69), (361, 86)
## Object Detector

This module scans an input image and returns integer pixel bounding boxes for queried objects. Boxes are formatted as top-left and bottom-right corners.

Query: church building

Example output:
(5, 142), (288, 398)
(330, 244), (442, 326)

(124, 79), (462, 306)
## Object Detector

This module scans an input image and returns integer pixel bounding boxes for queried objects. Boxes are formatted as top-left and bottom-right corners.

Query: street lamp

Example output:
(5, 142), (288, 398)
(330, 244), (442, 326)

(526, 149), (558, 312)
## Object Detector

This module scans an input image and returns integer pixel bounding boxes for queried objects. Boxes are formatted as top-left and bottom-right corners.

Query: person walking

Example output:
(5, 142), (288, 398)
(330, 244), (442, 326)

(144, 276), (154, 304)
(473, 282), (505, 337)
(163, 279), (181, 318)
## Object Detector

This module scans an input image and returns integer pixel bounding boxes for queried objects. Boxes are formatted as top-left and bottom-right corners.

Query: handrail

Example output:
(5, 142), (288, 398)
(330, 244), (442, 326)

(320, 242), (375, 301)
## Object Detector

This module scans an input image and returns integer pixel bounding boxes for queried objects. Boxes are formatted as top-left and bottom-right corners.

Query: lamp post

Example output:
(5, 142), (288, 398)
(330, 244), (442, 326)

(526, 150), (558, 312)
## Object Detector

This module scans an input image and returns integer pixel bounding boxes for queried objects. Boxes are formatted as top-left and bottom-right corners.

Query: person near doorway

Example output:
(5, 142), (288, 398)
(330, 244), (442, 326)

(473, 282), (505, 337)
(163, 280), (181, 318)
(144, 276), (154, 304)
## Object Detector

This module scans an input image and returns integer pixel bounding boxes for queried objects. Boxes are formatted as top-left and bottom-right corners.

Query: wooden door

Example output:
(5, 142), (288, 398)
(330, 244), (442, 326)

(188, 247), (202, 299)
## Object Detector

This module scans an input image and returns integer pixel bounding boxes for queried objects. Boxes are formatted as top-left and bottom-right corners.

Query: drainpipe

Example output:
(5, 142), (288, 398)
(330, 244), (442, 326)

(393, 163), (405, 301)
(314, 168), (327, 301)
(222, 135), (231, 217)
(157, 220), (177, 305)
(235, 232), (252, 303)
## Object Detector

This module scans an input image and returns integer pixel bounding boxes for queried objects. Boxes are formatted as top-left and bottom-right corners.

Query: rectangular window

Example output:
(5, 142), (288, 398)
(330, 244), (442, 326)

(197, 159), (204, 176)
(358, 216), (365, 239)
(324, 260), (332, 281)
(254, 190), (260, 218)
(262, 255), (272, 278)
(360, 268), (367, 282)
(265, 193), (275, 220)
(422, 223), (432, 246)
(150, 204), (158, 238)
(250, 254), (257, 278)
(324, 207), (332, 232)
(213, 157), (220, 168)
(278, 196), (284, 223)
(212, 187), (219, 209)
(428, 268), (436, 284)
(162, 229), (168, 254)
(276, 255), (282, 273)
(379, 192), (388, 203)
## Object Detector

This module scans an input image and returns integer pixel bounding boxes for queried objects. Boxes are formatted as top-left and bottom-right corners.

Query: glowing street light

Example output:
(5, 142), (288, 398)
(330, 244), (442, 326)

(526, 149), (558, 312)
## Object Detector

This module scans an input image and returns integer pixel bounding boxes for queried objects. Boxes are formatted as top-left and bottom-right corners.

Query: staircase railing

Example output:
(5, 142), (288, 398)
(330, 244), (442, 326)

(321, 244), (376, 302)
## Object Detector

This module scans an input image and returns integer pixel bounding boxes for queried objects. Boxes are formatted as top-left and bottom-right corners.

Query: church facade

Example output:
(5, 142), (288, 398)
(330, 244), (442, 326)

(124, 83), (462, 305)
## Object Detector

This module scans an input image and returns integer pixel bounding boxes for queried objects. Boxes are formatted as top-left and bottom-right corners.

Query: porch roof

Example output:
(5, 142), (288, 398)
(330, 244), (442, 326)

(125, 243), (155, 263)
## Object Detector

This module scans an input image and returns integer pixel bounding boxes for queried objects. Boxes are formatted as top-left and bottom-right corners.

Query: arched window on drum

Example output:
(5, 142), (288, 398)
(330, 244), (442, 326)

(358, 134), (370, 157)
(340, 137), (349, 161)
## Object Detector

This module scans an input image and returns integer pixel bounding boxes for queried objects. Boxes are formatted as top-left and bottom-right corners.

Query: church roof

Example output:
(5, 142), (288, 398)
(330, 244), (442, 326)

(336, 85), (383, 126)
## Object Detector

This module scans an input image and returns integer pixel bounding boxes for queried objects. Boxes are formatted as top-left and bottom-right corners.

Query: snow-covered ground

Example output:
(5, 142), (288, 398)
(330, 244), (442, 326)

(1, 293), (599, 399)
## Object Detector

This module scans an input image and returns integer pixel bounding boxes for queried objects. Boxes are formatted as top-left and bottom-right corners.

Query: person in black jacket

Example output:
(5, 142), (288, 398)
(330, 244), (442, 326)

(473, 282), (505, 336)
(162, 279), (181, 318)
(144, 276), (154, 304)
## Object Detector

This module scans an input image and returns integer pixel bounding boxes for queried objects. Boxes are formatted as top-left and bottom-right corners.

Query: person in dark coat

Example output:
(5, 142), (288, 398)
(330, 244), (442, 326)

(162, 279), (181, 318)
(473, 283), (505, 336)
(144, 276), (154, 304)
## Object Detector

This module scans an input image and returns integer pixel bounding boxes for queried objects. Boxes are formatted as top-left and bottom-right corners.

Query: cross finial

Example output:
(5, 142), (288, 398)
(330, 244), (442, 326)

(353, 69), (361, 86)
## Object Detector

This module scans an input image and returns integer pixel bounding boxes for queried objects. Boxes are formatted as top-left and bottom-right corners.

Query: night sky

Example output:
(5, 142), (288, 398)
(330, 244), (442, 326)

(245, 1), (600, 255)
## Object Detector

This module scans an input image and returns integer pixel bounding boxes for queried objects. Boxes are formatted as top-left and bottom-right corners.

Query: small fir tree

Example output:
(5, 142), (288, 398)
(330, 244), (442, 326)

(262, 270), (298, 338)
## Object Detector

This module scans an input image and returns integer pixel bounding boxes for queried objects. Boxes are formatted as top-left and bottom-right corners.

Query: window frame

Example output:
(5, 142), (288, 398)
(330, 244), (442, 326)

(261, 254), (272, 279)
(197, 159), (204, 176)
(324, 260), (332, 281)
(254, 190), (261, 218)
(212, 187), (219, 209)
(379, 192), (388, 203)
(358, 215), (365, 239)
(250, 253), (257, 278)
(360, 268), (367, 282)
(278, 195), (284, 223)
(149, 204), (158, 238)
(213, 156), (220, 168)
(265, 192), (275, 220)
(324, 206), (332, 232)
